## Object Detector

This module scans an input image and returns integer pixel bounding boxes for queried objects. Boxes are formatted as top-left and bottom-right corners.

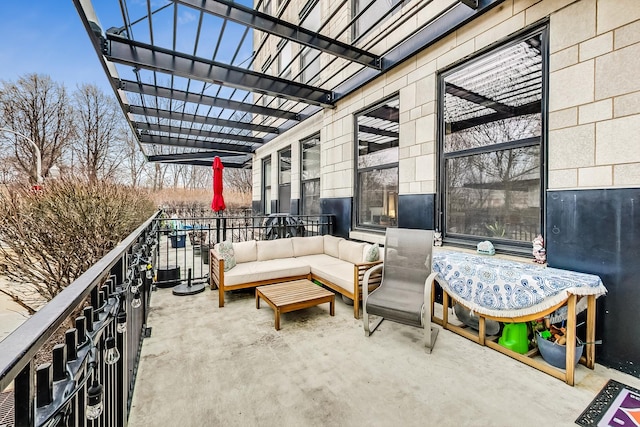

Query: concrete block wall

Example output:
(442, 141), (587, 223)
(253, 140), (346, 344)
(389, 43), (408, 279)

(547, 0), (640, 189)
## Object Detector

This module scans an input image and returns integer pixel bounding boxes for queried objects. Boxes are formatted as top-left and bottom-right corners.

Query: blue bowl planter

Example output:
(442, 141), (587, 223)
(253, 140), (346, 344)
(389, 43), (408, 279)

(169, 233), (186, 248)
(536, 333), (583, 369)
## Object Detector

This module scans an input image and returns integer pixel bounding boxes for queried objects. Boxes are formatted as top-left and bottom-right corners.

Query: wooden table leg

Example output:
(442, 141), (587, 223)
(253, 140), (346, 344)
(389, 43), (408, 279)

(330, 298), (335, 316)
(566, 294), (577, 386)
(275, 309), (281, 331)
(478, 317), (486, 346)
(256, 290), (261, 309)
(442, 291), (449, 327)
(586, 295), (596, 369)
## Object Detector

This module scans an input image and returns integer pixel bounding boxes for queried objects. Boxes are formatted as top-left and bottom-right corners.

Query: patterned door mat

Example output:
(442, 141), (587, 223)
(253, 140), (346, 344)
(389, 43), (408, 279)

(576, 379), (640, 426)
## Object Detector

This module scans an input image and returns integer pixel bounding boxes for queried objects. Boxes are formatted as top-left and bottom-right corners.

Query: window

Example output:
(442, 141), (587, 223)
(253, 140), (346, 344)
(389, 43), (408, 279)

(262, 0), (272, 15)
(352, 0), (407, 41)
(277, 40), (292, 79)
(263, 158), (272, 215)
(301, 134), (321, 215)
(439, 29), (545, 251)
(355, 97), (399, 229)
(300, 1), (321, 85)
(279, 148), (292, 213)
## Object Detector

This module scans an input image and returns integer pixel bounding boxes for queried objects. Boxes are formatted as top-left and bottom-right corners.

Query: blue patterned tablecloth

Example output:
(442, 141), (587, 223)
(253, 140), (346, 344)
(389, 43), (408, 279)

(432, 251), (607, 318)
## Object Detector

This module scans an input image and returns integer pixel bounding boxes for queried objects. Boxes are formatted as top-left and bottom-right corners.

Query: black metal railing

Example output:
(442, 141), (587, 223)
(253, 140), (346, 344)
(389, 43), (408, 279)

(0, 212), (161, 427)
(153, 213), (335, 286)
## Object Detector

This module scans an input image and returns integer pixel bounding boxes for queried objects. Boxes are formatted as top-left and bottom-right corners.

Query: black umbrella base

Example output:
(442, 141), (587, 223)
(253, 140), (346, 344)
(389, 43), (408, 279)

(172, 282), (205, 296)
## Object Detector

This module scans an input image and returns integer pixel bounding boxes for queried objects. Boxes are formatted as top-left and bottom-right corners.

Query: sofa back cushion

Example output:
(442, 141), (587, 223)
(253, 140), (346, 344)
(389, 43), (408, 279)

(323, 235), (344, 258)
(257, 238), (294, 261)
(339, 240), (367, 265)
(292, 236), (324, 257)
(233, 240), (257, 263)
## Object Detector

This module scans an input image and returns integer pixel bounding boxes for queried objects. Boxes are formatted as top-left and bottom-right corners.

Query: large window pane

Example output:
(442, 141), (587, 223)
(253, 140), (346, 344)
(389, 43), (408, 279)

(301, 135), (320, 216)
(279, 148), (291, 213)
(353, 0), (407, 40)
(356, 97), (399, 229)
(279, 148), (291, 185)
(358, 168), (398, 227)
(302, 181), (321, 215)
(440, 30), (545, 248)
(446, 146), (540, 241)
(263, 159), (272, 214)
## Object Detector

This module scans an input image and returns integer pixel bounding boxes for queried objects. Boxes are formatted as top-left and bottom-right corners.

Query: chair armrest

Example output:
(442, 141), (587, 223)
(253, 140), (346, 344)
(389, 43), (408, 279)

(363, 263), (384, 305)
(422, 272), (439, 326)
(210, 248), (224, 290)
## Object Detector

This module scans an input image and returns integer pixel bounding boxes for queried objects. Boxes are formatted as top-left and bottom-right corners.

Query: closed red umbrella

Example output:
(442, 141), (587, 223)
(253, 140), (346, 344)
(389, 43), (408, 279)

(211, 156), (226, 212)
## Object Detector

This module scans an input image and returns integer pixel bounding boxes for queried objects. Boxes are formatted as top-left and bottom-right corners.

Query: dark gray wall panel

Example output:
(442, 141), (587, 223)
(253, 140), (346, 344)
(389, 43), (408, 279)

(290, 199), (300, 215)
(398, 194), (435, 230)
(321, 197), (352, 238)
(546, 188), (640, 377)
(251, 200), (262, 215)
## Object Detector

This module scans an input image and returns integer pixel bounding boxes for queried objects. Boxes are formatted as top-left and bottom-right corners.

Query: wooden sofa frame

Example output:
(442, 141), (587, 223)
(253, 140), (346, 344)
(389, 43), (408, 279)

(209, 248), (382, 318)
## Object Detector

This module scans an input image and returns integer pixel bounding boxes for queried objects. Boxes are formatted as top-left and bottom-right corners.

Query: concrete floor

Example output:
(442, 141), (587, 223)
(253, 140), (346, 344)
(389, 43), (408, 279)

(129, 286), (640, 427)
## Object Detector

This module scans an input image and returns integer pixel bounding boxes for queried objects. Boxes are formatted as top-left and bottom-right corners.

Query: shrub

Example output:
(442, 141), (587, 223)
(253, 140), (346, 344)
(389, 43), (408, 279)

(0, 179), (156, 313)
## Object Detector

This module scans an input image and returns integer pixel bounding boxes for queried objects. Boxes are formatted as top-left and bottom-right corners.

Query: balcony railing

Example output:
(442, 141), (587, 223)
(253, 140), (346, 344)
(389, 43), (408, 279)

(154, 213), (335, 286)
(0, 212), (160, 427)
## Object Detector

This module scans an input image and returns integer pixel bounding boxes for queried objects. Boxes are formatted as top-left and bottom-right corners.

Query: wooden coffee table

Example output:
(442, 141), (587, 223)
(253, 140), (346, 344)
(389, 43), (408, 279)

(256, 279), (335, 330)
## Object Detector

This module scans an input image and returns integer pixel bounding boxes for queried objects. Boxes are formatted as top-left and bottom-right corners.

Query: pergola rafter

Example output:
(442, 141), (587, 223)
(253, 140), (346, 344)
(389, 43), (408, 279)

(72, 0), (506, 166)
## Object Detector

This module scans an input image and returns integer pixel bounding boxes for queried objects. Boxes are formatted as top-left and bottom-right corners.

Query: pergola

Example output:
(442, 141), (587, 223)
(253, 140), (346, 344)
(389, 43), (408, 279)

(72, 0), (501, 168)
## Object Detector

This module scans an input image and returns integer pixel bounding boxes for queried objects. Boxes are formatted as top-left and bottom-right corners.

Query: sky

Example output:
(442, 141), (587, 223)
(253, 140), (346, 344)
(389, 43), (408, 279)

(0, 1), (256, 94)
(0, 1), (115, 92)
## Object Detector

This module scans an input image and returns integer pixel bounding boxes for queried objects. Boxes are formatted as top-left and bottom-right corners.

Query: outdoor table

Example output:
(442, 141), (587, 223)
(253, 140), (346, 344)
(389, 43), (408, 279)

(431, 250), (607, 385)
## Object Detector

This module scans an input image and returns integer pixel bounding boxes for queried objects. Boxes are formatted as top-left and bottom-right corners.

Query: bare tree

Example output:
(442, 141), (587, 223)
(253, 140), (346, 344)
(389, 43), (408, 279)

(122, 131), (147, 187)
(225, 167), (252, 194)
(0, 74), (75, 182)
(73, 84), (124, 183)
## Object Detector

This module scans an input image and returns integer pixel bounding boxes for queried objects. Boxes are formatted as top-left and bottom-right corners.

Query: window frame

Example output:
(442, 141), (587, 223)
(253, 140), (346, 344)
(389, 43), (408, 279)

(436, 25), (549, 255)
(353, 94), (400, 232)
(300, 133), (321, 216)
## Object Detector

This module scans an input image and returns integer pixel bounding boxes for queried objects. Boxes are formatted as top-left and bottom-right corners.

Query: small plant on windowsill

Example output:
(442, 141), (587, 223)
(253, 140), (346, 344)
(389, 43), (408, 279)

(485, 221), (506, 237)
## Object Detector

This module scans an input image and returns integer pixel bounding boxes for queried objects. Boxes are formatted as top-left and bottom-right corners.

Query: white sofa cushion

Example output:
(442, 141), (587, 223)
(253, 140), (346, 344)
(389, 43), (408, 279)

(233, 240), (257, 263)
(223, 258), (310, 286)
(256, 238), (294, 261)
(311, 260), (354, 293)
(292, 236), (324, 257)
(296, 254), (342, 268)
(323, 235), (344, 258)
(339, 240), (367, 265)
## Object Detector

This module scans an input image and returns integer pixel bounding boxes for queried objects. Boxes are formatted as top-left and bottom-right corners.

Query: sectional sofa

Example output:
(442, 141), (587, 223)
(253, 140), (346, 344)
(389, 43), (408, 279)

(209, 235), (382, 318)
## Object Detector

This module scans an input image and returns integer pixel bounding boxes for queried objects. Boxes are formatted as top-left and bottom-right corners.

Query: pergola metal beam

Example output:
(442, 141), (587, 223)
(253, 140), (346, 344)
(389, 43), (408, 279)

(150, 158), (247, 167)
(129, 105), (278, 135)
(106, 36), (334, 107)
(175, 0), (381, 70)
(139, 134), (254, 152)
(147, 151), (246, 162)
(446, 83), (514, 115)
(358, 125), (399, 139)
(332, 0), (506, 101)
(117, 79), (300, 121)
(134, 121), (265, 144)
(449, 101), (540, 132)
